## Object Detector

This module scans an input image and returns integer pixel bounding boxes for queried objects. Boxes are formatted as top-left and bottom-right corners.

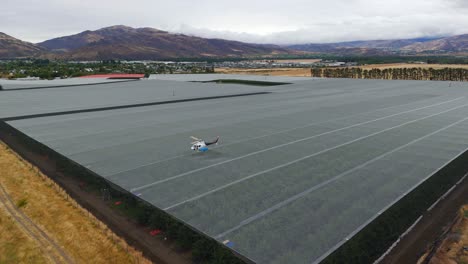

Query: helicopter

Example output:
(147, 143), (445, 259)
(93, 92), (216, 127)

(190, 136), (219, 152)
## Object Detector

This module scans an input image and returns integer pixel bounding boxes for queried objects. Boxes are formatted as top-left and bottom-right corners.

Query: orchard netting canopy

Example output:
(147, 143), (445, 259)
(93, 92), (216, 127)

(5, 75), (468, 263)
(0, 77), (131, 90)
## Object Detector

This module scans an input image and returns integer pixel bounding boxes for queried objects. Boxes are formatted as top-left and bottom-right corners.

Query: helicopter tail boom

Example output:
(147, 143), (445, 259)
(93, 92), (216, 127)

(205, 136), (219, 146)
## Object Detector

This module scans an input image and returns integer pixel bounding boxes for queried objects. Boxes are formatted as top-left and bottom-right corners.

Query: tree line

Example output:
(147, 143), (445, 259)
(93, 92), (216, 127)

(0, 60), (215, 80)
(309, 55), (468, 65)
(311, 67), (468, 81)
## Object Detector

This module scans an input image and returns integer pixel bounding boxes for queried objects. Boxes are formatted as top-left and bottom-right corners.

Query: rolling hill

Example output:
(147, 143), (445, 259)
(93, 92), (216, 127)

(0, 33), (44, 59)
(1, 27), (467, 60)
(288, 35), (467, 55)
(38, 25), (293, 60)
(401, 34), (468, 53)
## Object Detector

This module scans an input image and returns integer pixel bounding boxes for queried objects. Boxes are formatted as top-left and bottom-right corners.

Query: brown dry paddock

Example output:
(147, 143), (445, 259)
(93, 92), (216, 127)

(0, 141), (152, 264)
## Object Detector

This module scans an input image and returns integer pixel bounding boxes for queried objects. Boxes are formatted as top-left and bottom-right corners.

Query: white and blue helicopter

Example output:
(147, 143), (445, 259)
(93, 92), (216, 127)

(190, 136), (219, 152)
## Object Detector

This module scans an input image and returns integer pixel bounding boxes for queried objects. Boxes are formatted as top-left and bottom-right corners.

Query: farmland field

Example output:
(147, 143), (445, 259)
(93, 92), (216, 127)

(0, 199), (48, 264)
(2, 75), (468, 263)
(215, 67), (312, 76)
(215, 63), (468, 78)
(0, 141), (150, 264)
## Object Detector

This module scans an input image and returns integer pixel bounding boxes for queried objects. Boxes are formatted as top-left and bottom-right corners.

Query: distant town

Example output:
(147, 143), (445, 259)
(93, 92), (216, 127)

(0, 59), (399, 80)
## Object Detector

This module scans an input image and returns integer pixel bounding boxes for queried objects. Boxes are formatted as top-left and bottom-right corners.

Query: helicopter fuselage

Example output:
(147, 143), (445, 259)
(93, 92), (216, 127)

(190, 136), (219, 152)
(191, 141), (208, 152)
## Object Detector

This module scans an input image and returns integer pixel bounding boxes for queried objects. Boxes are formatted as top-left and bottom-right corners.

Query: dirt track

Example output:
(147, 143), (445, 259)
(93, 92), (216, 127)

(0, 183), (73, 264)
(380, 174), (468, 264)
(420, 205), (468, 264)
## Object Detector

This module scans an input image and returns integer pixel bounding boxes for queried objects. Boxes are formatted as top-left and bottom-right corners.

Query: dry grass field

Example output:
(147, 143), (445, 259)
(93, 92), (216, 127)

(215, 67), (312, 77)
(217, 63), (468, 78)
(250, 59), (322, 63)
(0, 141), (151, 264)
(0, 205), (49, 263)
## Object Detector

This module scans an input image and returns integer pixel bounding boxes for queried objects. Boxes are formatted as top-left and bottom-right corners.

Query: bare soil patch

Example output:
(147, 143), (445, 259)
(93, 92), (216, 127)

(418, 205), (468, 264)
(381, 176), (468, 264)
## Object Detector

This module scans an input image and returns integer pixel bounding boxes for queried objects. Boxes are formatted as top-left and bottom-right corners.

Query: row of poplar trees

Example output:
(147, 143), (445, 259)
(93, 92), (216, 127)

(311, 67), (468, 81)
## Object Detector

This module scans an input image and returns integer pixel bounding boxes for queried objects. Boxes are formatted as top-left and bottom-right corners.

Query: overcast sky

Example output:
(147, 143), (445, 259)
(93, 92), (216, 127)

(3, 0), (468, 44)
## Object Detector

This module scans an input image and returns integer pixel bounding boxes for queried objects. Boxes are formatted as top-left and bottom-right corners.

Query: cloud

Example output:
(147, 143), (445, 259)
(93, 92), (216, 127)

(449, 0), (468, 8)
(175, 13), (467, 45)
(1, 0), (467, 44)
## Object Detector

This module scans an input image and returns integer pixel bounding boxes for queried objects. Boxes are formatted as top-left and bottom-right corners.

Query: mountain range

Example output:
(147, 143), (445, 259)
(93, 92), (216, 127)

(0, 25), (467, 60)
(0, 33), (44, 58)
(37, 25), (293, 60)
(0, 26), (293, 60)
(288, 35), (468, 55)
